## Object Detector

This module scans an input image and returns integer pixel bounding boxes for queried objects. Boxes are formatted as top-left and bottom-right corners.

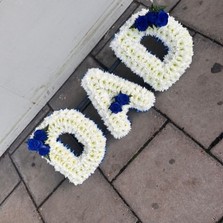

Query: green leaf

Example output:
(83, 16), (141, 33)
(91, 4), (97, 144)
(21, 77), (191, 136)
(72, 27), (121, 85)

(43, 125), (49, 132)
(149, 4), (166, 12)
(45, 153), (51, 161)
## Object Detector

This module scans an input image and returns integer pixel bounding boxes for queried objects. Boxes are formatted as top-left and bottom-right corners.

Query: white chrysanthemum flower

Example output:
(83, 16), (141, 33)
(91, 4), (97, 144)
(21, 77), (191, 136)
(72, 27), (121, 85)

(110, 9), (193, 91)
(81, 68), (155, 139)
(29, 109), (106, 185)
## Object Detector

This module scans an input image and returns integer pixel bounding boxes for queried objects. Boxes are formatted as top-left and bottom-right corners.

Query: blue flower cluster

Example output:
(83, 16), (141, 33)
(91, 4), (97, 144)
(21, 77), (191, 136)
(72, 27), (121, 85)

(109, 93), (130, 114)
(134, 10), (168, 31)
(27, 129), (50, 156)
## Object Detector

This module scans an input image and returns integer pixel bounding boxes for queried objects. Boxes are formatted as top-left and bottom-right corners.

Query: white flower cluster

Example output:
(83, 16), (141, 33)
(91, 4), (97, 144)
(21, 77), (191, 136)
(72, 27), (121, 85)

(81, 68), (155, 139)
(32, 109), (106, 185)
(110, 8), (193, 91)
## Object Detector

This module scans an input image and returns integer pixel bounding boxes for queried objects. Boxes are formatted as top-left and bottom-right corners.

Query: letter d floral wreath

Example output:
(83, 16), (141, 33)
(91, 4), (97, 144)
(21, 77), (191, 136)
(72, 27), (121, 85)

(27, 4), (193, 185)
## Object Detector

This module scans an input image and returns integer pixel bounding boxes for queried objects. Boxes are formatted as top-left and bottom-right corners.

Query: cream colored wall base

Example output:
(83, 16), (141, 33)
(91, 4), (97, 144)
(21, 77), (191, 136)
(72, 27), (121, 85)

(0, 0), (132, 157)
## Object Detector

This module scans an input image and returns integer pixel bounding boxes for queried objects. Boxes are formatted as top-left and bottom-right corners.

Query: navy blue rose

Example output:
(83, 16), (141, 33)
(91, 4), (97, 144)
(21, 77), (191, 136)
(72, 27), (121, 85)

(38, 144), (50, 156)
(134, 15), (149, 31)
(155, 10), (168, 27)
(27, 139), (43, 151)
(109, 102), (122, 114)
(114, 93), (130, 106)
(34, 129), (47, 141)
(146, 11), (158, 26)
(27, 128), (50, 156)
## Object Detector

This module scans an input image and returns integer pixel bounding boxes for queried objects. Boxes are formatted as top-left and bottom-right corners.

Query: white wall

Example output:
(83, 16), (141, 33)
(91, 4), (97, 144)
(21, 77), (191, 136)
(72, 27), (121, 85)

(0, 0), (132, 157)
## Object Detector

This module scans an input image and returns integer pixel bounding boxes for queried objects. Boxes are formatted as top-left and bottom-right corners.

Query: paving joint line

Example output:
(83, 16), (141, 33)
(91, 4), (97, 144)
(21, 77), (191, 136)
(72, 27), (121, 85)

(98, 168), (143, 223)
(47, 102), (56, 112)
(0, 180), (21, 207)
(207, 132), (223, 151)
(168, 0), (182, 13)
(153, 107), (223, 166)
(111, 120), (169, 183)
(38, 178), (66, 209)
(8, 155), (47, 223)
(176, 23), (223, 47)
(216, 215), (223, 223)
(134, 0), (151, 8)
(206, 151), (223, 166)
(91, 55), (111, 70)
(134, 0), (147, 8)
(157, 113), (223, 167)
(153, 107), (206, 149)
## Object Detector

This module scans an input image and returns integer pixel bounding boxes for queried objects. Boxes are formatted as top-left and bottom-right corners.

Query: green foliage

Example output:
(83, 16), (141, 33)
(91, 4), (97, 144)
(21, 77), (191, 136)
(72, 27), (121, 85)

(149, 4), (166, 12)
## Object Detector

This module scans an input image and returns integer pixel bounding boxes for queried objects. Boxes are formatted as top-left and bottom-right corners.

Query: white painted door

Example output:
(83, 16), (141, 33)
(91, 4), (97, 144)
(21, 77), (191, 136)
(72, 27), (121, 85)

(0, 0), (132, 156)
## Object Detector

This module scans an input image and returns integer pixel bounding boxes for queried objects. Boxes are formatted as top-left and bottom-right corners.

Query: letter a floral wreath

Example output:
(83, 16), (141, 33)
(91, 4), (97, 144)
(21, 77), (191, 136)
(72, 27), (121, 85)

(110, 7), (193, 91)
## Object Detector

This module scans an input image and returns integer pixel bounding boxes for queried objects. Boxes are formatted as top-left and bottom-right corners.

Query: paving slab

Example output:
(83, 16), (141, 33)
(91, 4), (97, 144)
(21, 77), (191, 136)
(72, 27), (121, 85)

(156, 34), (223, 148)
(49, 56), (100, 110)
(92, 2), (138, 56)
(8, 105), (50, 154)
(101, 109), (166, 181)
(136, 0), (180, 12)
(212, 140), (223, 163)
(113, 124), (223, 223)
(171, 0), (223, 45)
(40, 171), (137, 223)
(0, 183), (42, 223)
(0, 154), (20, 204)
(12, 141), (64, 206)
(113, 62), (147, 87)
(95, 40), (117, 68)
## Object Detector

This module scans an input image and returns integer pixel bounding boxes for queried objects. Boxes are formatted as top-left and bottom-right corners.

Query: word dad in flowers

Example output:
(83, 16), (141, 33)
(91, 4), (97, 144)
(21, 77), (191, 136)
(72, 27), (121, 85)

(27, 7), (193, 186)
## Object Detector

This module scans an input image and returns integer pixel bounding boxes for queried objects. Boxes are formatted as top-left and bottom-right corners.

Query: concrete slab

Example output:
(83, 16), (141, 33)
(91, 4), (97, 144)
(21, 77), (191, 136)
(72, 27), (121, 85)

(12, 142), (64, 206)
(40, 171), (137, 223)
(113, 124), (223, 223)
(0, 183), (42, 223)
(0, 155), (20, 204)
(212, 140), (223, 163)
(171, 0), (223, 44)
(156, 34), (223, 148)
(49, 56), (100, 110)
(95, 40), (117, 68)
(113, 60), (152, 89)
(100, 109), (166, 181)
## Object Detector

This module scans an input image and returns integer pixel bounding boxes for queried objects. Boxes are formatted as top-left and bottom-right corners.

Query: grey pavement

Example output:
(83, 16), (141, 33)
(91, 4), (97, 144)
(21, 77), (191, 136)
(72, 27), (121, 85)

(0, 1), (223, 223)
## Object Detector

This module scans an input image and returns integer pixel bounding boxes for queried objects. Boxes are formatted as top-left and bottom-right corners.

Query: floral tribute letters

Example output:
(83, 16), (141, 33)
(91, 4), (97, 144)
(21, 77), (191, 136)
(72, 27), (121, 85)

(27, 6), (193, 185)
(110, 8), (193, 91)
(81, 68), (155, 139)
(28, 110), (106, 185)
